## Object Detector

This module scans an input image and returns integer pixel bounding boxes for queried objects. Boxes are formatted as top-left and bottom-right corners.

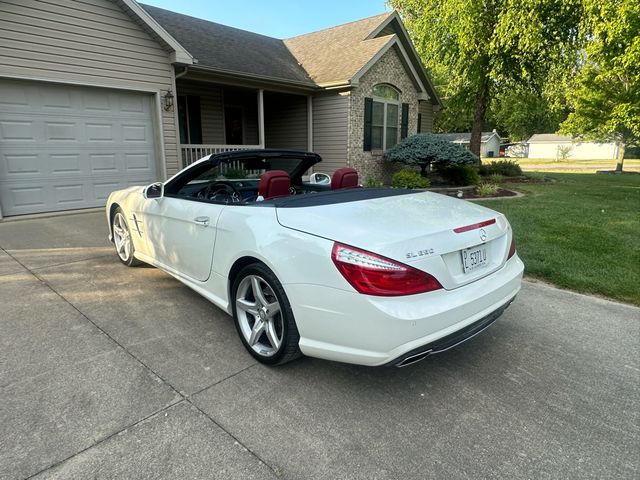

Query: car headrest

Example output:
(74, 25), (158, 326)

(331, 168), (359, 190)
(258, 170), (291, 200)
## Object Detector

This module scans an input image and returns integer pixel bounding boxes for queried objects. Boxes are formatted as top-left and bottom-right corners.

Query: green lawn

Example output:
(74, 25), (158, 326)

(476, 173), (640, 305)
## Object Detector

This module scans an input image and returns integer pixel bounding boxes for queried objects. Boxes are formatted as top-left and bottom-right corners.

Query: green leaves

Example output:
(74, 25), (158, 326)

(560, 0), (640, 148)
(390, 0), (582, 142)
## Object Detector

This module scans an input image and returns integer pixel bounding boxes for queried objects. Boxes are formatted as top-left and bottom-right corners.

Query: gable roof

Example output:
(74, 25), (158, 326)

(283, 13), (392, 87)
(135, 3), (440, 103)
(284, 12), (441, 105)
(433, 132), (501, 143)
(140, 4), (315, 87)
(527, 134), (573, 143)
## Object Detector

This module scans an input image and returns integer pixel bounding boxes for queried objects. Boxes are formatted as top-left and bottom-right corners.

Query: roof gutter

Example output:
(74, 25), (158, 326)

(187, 64), (319, 91)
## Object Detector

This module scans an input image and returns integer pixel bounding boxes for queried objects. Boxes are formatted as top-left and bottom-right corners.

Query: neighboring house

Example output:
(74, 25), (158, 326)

(505, 142), (528, 158)
(431, 130), (502, 158)
(526, 134), (620, 160)
(0, 0), (441, 217)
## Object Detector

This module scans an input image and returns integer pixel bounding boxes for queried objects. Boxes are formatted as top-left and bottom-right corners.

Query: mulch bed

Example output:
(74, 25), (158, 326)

(435, 187), (519, 200)
(426, 184), (520, 199)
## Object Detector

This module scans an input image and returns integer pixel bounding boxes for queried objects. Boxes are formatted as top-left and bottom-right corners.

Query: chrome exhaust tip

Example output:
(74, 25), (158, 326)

(396, 349), (432, 368)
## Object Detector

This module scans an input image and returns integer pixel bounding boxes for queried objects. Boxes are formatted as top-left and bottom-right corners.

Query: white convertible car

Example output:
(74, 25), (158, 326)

(106, 150), (523, 367)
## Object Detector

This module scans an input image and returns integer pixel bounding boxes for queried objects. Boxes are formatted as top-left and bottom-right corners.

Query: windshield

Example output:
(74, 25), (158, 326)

(196, 157), (307, 181)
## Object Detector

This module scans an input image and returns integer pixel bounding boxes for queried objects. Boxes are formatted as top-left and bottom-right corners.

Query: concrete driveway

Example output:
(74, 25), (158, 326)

(1, 211), (638, 480)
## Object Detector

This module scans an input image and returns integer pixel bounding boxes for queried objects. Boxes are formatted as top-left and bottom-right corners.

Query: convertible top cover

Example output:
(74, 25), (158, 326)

(270, 188), (415, 208)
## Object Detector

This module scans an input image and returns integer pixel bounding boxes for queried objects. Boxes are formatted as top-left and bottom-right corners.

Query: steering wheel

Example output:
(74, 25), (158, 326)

(197, 181), (242, 203)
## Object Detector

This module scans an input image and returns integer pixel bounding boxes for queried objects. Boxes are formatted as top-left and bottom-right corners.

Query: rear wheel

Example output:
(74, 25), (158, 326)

(231, 263), (301, 365)
(112, 208), (141, 267)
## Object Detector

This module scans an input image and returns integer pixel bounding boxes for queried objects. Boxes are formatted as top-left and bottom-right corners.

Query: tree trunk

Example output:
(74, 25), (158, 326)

(615, 143), (626, 172)
(470, 80), (489, 161)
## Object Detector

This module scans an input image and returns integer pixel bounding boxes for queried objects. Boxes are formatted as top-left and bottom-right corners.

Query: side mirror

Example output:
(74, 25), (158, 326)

(143, 182), (164, 199)
(309, 172), (331, 185)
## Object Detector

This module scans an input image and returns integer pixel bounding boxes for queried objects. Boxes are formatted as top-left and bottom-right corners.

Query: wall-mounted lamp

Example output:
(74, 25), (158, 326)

(163, 89), (174, 111)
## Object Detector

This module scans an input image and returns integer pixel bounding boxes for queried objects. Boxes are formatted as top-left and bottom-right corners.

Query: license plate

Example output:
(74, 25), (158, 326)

(461, 245), (488, 273)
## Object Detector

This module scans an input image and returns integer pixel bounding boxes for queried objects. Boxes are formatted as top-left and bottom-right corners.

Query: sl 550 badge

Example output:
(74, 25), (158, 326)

(406, 248), (434, 259)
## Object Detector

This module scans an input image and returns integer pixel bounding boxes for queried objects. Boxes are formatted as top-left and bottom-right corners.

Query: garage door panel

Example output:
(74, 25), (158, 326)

(2, 149), (155, 178)
(4, 154), (41, 175)
(0, 79), (157, 216)
(10, 186), (46, 210)
(2, 175), (152, 215)
(0, 119), (37, 142)
(0, 82), (31, 110)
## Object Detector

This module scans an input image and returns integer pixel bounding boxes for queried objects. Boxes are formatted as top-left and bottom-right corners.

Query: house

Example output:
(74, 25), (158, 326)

(431, 130), (502, 158)
(526, 134), (620, 160)
(0, 0), (441, 217)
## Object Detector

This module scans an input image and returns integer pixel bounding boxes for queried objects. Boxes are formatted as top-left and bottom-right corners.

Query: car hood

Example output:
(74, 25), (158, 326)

(276, 191), (509, 266)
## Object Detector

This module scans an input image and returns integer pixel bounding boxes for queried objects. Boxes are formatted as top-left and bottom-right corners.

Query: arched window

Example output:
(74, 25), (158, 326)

(372, 84), (400, 101)
(368, 84), (402, 150)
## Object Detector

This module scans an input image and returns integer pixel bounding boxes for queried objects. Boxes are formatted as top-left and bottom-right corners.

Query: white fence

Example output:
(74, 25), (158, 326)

(181, 144), (263, 166)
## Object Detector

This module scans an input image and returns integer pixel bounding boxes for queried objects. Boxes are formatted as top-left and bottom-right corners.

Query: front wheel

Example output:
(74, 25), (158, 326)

(112, 208), (141, 267)
(231, 263), (302, 365)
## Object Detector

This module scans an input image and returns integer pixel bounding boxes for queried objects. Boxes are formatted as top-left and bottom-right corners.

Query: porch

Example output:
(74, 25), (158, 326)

(176, 79), (313, 167)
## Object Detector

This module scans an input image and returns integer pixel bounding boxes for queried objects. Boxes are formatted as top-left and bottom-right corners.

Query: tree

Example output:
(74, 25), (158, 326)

(389, 0), (582, 156)
(384, 133), (478, 176)
(559, 0), (640, 172)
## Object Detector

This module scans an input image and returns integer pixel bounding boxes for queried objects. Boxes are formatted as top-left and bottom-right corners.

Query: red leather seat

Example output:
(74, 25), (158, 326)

(331, 168), (359, 190)
(258, 170), (291, 200)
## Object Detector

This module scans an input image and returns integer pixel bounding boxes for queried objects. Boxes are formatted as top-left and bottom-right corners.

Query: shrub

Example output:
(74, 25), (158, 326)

(479, 160), (523, 177)
(391, 169), (430, 189)
(477, 183), (500, 196)
(488, 173), (504, 184)
(439, 164), (480, 186)
(384, 134), (478, 176)
(364, 177), (384, 188)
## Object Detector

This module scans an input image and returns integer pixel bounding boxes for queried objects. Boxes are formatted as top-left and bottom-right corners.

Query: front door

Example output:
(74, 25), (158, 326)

(140, 196), (223, 282)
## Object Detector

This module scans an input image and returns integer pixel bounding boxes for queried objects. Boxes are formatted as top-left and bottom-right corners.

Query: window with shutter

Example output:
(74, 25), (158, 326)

(364, 84), (402, 151)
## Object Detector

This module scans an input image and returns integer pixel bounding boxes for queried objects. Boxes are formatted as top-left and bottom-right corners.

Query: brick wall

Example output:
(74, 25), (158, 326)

(348, 46), (424, 184)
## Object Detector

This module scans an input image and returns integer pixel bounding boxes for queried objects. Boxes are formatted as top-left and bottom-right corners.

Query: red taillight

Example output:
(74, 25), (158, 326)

(331, 243), (442, 296)
(507, 236), (516, 259)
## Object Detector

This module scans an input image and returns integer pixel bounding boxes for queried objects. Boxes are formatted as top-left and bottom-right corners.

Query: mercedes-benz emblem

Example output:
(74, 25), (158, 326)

(479, 228), (487, 242)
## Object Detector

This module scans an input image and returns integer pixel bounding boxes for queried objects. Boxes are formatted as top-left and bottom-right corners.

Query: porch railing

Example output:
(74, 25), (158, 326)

(181, 144), (263, 167)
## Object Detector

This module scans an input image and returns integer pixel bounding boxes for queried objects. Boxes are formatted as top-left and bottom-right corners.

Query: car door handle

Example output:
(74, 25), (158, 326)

(193, 216), (210, 227)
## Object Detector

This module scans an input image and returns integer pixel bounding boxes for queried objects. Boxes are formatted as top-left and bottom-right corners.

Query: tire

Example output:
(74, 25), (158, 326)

(111, 208), (141, 267)
(231, 263), (302, 365)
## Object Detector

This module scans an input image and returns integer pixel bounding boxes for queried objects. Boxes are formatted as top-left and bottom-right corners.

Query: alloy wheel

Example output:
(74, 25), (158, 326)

(235, 274), (283, 357)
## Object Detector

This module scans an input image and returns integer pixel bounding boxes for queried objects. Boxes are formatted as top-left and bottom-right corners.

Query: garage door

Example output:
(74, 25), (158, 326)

(0, 79), (158, 216)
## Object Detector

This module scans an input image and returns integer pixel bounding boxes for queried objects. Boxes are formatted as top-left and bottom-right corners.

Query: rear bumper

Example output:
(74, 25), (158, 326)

(387, 296), (514, 367)
(286, 254), (524, 366)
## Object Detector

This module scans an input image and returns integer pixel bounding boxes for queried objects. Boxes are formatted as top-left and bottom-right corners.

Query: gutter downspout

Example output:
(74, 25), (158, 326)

(175, 66), (189, 80)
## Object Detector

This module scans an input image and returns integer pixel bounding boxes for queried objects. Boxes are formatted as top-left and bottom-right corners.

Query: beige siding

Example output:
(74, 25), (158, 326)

(177, 81), (225, 144)
(312, 92), (349, 174)
(418, 101), (434, 133)
(0, 0), (178, 176)
(264, 93), (308, 150)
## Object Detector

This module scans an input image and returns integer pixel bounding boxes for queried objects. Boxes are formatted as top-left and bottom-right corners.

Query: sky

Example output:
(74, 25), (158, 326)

(141, 0), (390, 38)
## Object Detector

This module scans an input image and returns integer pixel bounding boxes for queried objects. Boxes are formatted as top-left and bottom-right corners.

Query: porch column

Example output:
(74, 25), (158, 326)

(258, 89), (265, 148)
(307, 95), (313, 151)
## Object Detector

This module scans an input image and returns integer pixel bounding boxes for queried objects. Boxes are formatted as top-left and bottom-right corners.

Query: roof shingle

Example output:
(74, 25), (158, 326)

(283, 13), (393, 86)
(140, 4), (314, 85)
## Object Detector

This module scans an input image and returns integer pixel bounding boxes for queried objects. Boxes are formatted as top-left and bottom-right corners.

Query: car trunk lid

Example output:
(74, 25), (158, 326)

(276, 191), (511, 290)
